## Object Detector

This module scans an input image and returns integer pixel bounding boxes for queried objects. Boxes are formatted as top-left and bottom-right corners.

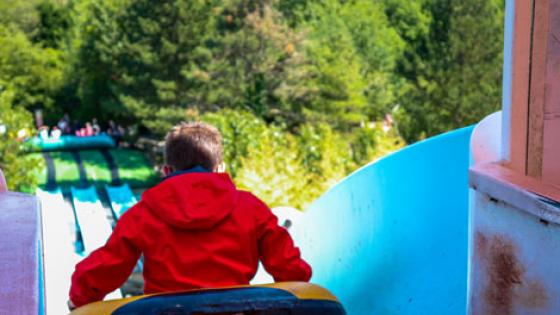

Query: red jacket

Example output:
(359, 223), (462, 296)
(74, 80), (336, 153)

(69, 173), (312, 307)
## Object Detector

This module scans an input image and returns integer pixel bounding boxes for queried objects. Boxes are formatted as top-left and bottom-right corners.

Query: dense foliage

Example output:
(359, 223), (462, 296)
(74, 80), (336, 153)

(0, 86), (43, 192)
(0, 0), (504, 207)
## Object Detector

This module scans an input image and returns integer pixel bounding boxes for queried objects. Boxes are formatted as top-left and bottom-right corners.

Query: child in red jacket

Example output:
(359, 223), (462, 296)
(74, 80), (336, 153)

(68, 122), (312, 309)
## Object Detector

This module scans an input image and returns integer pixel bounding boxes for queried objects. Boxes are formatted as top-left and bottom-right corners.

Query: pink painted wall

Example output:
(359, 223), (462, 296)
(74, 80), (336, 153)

(507, 0), (533, 174)
(542, 0), (560, 187)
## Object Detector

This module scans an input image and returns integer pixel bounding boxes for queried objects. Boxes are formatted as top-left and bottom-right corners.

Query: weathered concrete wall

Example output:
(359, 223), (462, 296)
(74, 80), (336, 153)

(469, 164), (560, 315)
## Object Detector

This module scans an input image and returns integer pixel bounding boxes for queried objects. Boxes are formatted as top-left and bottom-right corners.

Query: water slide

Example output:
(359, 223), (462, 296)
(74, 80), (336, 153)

(38, 184), (141, 313)
(289, 126), (474, 315)
(37, 188), (83, 315)
(105, 184), (137, 218)
(70, 186), (122, 299)
(104, 183), (144, 275)
(33, 126), (473, 314)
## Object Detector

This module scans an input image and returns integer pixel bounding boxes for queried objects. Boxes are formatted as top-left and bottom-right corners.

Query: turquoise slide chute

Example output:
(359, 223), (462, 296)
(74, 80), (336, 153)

(70, 186), (114, 254)
(71, 186), (123, 299)
(105, 184), (137, 218)
(30, 135), (115, 152)
(295, 127), (474, 315)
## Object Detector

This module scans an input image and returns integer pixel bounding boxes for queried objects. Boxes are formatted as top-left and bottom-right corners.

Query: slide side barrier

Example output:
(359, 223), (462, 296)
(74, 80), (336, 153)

(0, 189), (43, 314)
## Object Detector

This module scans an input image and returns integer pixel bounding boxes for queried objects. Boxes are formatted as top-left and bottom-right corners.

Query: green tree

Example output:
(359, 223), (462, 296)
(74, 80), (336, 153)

(0, 25), (64, 112)
(76, 0), (214, 126)
(350, 122), (405, 167)
(296, 122), (350, 191)
(443, 0), (504, 128)
(0, 86), (43, 192)
(302, 2), (369, 130)
(76, 0), (313, 131)
(204, 1), (313, 127)
(386, 0), (504, 142)
(300, 0), (404, 130)
(338, 0), (404, 118)
(34, 0), (72, 49)
(0, 0), (42, 36)
(201, 109), (267, 177)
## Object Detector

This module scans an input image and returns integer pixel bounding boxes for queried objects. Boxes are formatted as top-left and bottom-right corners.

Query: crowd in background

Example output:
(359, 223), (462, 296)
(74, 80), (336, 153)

(38, 114), (125, 144)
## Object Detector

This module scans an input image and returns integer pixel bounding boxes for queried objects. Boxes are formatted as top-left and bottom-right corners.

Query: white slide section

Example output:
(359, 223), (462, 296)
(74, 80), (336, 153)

(71, 186), (122, 300)
(37, 189), (82, 315)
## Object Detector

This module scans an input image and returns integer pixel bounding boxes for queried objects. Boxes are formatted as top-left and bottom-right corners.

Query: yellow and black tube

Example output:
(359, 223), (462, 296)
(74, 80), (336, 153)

(70, 282), (346, 315)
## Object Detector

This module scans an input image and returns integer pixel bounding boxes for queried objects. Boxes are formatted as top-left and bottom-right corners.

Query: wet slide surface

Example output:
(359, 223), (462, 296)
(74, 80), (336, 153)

(39, 184), (141, 314)
(71, 186), (123, 300)
(294, 127), (474, 315)
(105, 184), (137, 219)
(71, 186), (114, 252)
(38, 189), (82, 315)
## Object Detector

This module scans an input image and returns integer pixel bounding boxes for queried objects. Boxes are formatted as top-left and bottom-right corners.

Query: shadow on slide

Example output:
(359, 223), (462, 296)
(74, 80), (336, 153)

(295, 126), (474, 315)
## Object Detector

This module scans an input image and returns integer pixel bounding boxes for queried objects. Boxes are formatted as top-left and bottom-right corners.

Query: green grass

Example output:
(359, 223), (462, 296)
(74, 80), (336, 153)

(81, 150), (112, 184)
(30, 149), (160, 189)
(51, 151), (81, 186)
(110, 149), (160, 188)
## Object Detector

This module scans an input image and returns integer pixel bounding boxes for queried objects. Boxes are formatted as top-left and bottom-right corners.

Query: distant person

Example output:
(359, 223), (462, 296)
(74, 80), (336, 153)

(68, 122), (312, 310)
(107, 120), (124, 145)
(57, 119), (68, 135)
(51, 126), (61, 140)
(38, 126), (49, 140)
(382, 113), (394, 133)
(107, 120), (116, 133)
(84, 122), (94, 137)
(72, 120), (82, 136)
(92, 118), (101, 135)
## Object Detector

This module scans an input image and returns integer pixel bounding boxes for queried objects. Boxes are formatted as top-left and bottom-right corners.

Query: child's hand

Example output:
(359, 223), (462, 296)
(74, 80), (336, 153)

(67, 300), (77, 311)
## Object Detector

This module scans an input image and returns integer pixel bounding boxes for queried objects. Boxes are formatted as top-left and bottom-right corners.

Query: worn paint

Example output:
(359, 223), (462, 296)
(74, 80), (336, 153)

(480, 233), (525, 314)
(469, 168), (559, 314)
(475, 231), (549, 315)
(469, 190), (559, 315)
(469, 107), (560, 314)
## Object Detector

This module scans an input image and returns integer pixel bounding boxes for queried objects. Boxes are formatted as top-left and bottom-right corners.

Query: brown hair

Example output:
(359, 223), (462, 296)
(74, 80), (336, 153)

(164, 122), (223, 172)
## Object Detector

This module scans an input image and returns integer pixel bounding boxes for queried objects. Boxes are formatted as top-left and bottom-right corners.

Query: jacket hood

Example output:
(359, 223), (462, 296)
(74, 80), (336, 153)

(142, 173), (238, 229)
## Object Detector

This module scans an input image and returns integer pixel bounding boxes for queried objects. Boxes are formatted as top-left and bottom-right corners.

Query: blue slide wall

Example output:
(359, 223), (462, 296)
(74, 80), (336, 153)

(297, 127), (474, 315)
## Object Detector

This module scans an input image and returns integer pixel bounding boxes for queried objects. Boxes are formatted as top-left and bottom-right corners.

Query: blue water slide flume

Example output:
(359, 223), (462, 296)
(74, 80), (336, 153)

(294, 126), (474, 315)
(105, 183), (138, 219)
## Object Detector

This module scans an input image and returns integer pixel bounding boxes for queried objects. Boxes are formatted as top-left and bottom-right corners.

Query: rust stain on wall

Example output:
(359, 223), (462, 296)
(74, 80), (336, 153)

(476, 232), (548, 315)
(517, 279), (548, 309)
(483, 235), (524, 315)
(475, 231), (487, 253)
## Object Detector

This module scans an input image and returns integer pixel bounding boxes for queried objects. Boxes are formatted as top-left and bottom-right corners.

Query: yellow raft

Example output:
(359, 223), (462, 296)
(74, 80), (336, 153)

(71, 282), (346, 315)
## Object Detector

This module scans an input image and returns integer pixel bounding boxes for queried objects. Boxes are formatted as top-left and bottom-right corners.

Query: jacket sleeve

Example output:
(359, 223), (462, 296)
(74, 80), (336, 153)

(253, 195), (312, 282)
(69, 206), (142, 307)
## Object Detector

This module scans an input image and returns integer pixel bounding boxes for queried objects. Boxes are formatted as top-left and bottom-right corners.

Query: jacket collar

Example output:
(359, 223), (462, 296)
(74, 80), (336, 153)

(164, 165), (210, 180)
